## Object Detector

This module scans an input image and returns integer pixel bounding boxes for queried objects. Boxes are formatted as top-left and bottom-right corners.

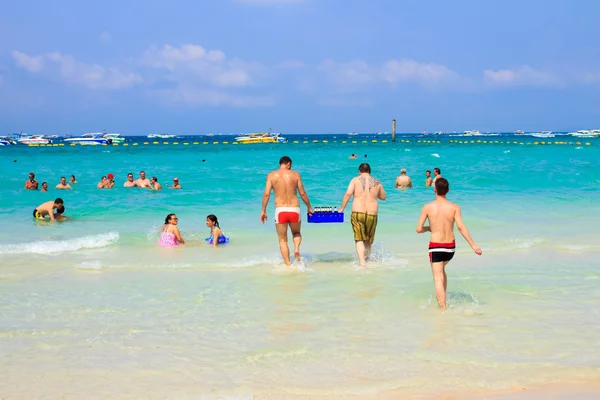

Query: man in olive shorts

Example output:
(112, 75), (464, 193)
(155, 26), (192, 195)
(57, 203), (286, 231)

(339, 163), (387, 268)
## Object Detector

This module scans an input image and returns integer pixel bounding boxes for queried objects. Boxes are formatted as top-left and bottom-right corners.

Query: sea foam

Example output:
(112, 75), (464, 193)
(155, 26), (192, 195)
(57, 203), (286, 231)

(0, 232), (119, 255)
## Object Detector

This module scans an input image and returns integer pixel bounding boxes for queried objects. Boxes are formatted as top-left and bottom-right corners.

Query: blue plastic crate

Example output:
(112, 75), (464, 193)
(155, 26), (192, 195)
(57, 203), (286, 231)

(307, 212), (344, 223)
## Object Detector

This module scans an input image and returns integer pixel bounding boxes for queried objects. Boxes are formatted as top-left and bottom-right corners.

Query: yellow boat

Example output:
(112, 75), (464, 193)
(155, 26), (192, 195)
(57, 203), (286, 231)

(235, 132), (287, 144)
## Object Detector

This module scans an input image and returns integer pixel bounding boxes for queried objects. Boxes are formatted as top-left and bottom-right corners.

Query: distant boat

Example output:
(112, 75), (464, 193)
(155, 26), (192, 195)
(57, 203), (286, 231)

(0, 136), (17, 146)
(148, 133), (176, 139)
(530, 131), (555, 138)
(462, 130), (482, 136)
(568, 130), (600, 138)
(347, 132), (358, 136)
(235, 132), (287, 144)
(515, 130), (524, 135)
(18, 135), (52, 145)
(64, 133), (112, 145)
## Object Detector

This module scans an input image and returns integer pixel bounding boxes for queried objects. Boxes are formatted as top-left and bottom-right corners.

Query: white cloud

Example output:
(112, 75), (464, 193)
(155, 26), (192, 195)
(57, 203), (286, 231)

(11, 50), (142, 90)
(142, 44), (259, 87)
(99, 31), (111, 43)
(318, 58), (459, 92)
(151, 86), (275, 107)
(483, 65), (559, 87)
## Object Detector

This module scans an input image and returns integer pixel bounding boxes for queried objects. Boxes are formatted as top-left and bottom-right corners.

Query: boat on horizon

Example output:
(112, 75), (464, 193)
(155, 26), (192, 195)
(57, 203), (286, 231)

(64, 133), (112, 145)
(462, 130), (482, 136)
(515, 130), (525, 135)
(18, 135), (52, 145)
(568, 130), (600, 138)
(102, 133), (125, 143)
(0, 136), (17, 146)
(148, 133), (176, 139)
(235, 132), (287, 144)
(530, 131), (555, 138)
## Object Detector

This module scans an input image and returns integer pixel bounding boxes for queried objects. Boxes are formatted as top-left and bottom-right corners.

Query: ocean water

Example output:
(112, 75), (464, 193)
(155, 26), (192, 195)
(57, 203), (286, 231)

(1, 133), (600, 398)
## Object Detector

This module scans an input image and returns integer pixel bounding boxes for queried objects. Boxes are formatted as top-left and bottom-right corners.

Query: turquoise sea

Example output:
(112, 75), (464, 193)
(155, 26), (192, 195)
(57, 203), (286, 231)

(1, 133), (600, 399)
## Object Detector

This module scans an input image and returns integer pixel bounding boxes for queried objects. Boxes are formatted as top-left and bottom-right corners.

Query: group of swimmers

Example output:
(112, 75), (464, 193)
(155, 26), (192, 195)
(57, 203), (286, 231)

(393, 167), (443, 189)
(158, 214), (227, 248)
(25, 171), (182, 191)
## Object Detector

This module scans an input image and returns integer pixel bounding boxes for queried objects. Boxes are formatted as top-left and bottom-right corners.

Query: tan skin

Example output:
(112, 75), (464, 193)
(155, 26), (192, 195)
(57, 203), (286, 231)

(261, 161), (313, 266)
(40, 182), (48, 192)
(124, 174), (135, 187)
(35, 200), (62, 221)
(339, 172), (387, 267)
(205, 218), (223, 248)
(395, 171), (413, 189)
(151, 178), (162, 191)
(425, 172), (433, 186)
(25, 174), (38, 190)
(97, 177), (107, 189)
(170, 180), (181, 189)
(416, 187), (482, 310)
(163, 215), (185, 244)
(56, 177), (72, 190)
(70, 176), (77, 184)
(134, 172), (152, 188)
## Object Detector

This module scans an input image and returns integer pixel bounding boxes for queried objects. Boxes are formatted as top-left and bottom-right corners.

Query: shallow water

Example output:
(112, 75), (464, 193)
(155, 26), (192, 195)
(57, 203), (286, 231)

(1, 134), (600, 398)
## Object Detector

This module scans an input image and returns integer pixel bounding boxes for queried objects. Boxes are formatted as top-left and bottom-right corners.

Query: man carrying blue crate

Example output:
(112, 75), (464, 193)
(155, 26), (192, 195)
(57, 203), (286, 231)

(261, 156), (314, 266)
(339, 163), (387, 268)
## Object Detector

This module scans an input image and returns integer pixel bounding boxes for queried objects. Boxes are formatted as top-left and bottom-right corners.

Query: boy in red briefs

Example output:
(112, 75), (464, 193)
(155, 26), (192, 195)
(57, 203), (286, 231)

(261, 156), (314, 266)
(416, 178), (482, 310)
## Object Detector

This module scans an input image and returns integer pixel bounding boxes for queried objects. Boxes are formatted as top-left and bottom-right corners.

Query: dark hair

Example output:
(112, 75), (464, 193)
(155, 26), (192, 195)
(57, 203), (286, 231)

(165, 213), (176, 224)
(42, 181), (47, 186)
(102, 176), (106, 180)
(152, 176), (158, 181)
(206, 214), (220, 228)
(128, 172), (133, 177)
(433, 168), (441, 174)
(56, 205), (65, 214)
(140, 170), (146, 174)
(70, 175), (76, 179)
(426, 170), (431, 174)
(279, 156), (292, 165)
(364, 154), (367, 157)
(29, 172), (35, 178)
(55, 198), (64, 205)
(435, 178), (449, 195)
(60, 176), (66, 180)
(358, 163), (371, 173)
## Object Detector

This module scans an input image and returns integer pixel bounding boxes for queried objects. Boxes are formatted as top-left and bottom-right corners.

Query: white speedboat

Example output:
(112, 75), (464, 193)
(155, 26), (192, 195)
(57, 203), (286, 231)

(347, 132), (358, 136)
(0, 137), (17, 146)
(235, 132), (288, 144)
(102, 133), (125, 143)
(530, 131), (555, 138)
(515, 130), (524, 135)
(18, 135), (52, 145)
(147, 133), (176, 139)
(64, 133), (112, 145)
(568, 130), (600, 138)
(462, 130), (482, 136)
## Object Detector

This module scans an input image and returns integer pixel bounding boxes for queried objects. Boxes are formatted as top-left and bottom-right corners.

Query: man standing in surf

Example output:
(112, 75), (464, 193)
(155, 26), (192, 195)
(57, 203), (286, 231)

(261, 156), (314, 266)
(416, 177), (482, 310)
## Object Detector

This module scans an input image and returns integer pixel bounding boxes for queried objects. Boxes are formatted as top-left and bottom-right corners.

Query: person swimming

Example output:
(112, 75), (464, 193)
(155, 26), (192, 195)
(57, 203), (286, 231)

(159, 213), (185, 246)
(205, 214), (228, 246)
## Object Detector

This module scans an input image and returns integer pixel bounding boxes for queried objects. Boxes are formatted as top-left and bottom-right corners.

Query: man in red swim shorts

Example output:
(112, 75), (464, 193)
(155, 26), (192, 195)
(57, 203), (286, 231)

(416, 178), (482, 310)
(261, 156), (314, 266)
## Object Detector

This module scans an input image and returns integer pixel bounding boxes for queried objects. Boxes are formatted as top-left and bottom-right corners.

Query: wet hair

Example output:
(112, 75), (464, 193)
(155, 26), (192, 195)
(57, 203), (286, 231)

(127, 172), (133, 177)
(435, 178), (449, 195)
(152, 176), (158, 181)
(279, 156), (292, 166)
(426, 170), (431, 174)
(433, 168), (441, 175)
(60, 176), (66, 181)
(70, 175), (76, 180)
(42, 181), (47, 186)
(364, 154), (367, 157)
(358, 163), (371, 173)
(140, 170), (146, 175)
(55, 198), (64, 205)
(101, 176), (106, 180)
(165, 213), (176, 224)
(56, 205), (65, 214)
(29, 172), (35, 178)
(206, 214), (220, 228)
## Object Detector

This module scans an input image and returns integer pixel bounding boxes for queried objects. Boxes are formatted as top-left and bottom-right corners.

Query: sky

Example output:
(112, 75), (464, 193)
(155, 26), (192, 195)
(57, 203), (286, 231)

(1, 0), (599, 134)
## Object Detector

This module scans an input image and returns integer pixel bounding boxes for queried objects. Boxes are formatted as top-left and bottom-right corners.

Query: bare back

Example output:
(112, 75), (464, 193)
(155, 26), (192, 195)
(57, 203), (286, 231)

(424, 198), (459, 242)
(349, 175), (385, 214)
(269, 169), (302, 207)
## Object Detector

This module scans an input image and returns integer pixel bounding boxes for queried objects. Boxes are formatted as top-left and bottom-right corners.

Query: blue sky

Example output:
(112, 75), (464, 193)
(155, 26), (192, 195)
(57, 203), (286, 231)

(1, 0), (599, 134)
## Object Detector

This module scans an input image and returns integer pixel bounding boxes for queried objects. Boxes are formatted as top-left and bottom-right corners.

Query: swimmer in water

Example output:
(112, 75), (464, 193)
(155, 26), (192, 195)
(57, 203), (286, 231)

(33, 198), (64, 221)
(416, 178), (482, 310)
(70, 175), (78, 184)
(25, 172), (39, 190)
(41, 182), (48, 192)
(425, 170), (433, 187)
(56, 176), (72, 190)
(170, 177), (182, 189)
(124, 173), (135, 187)
(395, 168), (413, 189)
(206, 214), (227, 247)
(159, 213), (185, 246)
(151, 176), (162, 190)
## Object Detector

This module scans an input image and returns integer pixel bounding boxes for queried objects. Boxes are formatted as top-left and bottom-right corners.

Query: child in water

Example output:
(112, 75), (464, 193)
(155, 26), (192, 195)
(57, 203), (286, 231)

(205, 214), (228, 247)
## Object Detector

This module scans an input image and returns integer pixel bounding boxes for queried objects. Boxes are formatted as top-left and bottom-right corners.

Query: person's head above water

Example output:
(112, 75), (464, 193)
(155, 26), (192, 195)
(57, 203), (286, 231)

(358, 163), (371, 174)
(164, 213), (178, 225)
(56, 205), (65, 214)
(206, 214), (220, 228)
(279, 156), (292, 168)
(54, 198), (64, 206)
(433, 168), (441, 176)
(434, 177), (449, 196)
